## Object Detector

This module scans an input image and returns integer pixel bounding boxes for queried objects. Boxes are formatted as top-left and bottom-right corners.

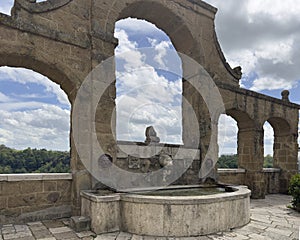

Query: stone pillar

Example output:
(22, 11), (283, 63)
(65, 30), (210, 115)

(238, 128), (265, 199)
(273, 134), (298, 193)
(182, 80), (216, 182)
(70, 6), (118, 213)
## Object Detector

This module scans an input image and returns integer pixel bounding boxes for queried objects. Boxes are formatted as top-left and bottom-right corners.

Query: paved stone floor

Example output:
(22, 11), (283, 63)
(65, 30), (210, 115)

(0, 194), (299, 240)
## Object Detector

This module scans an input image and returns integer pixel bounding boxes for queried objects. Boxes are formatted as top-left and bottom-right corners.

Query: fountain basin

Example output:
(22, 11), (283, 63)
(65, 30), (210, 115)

(81, 185), (251, 237)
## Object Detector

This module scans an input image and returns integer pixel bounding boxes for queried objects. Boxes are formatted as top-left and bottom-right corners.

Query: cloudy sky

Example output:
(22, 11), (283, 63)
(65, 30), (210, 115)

(0, 0), (299, 156)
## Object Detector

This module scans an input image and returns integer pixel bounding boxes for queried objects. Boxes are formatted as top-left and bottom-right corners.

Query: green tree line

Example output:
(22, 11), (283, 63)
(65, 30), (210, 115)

(218, 154), (273, 168)
(0, 145), (70, 174)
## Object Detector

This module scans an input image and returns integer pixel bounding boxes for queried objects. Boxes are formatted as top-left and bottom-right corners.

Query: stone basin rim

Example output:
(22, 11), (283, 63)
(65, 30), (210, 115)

(80, 185), (251, 204)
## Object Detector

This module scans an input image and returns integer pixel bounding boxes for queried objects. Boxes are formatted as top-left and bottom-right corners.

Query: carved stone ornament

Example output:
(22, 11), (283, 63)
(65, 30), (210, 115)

(145, 126), (160, 144)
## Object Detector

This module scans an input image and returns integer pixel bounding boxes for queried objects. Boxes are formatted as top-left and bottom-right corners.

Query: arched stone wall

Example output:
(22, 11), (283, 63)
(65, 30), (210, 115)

(0, 0), (298, 216)
(267, 117), (298, 193)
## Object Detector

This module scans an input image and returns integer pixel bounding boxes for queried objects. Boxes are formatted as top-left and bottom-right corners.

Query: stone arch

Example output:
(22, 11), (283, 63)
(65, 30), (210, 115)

(114, 18), (184, 144)
(263, 121), (274, 168)
(267, 117), (291, 137)
(225, 109), (260, 168)
(217, 114), (238, 167)
(226, 109), (256, 131)
(266, 116), (292, 165)
(111, 1), (207, 150)
(114, 0), (202, 61)
(0, 52), (78, 175)
(265, 117), (297, 193)
(0, 53), (75, 103)
(225, 108), (265, 198)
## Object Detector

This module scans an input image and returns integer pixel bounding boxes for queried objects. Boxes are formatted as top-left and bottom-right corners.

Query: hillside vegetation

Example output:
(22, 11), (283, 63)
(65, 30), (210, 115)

(0, 145), (70, 174)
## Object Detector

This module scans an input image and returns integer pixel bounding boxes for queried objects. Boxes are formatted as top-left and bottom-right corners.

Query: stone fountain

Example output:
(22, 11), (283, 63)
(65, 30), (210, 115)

(80, 127), (251, 237)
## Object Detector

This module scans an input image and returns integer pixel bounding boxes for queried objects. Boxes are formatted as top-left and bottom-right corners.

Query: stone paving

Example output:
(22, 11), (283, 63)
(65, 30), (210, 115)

(0, 195), (299, 240)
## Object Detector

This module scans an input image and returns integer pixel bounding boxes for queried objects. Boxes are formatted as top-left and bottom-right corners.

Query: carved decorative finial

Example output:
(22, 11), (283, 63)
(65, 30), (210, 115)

(233, 66), (242, 80)
(145, 126), (160, 144)
(281, 90), (290, 102)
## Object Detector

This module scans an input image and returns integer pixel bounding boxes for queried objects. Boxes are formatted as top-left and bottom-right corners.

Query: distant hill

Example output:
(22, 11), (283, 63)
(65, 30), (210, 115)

(0, 145), (70, 174)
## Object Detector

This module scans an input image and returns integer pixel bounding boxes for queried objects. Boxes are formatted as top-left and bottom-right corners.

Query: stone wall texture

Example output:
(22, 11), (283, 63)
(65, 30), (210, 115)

(218, 168), (282, 195)
(0, 174), (72, 224)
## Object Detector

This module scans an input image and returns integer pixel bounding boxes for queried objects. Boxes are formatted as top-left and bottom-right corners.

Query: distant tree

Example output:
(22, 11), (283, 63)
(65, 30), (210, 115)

(264, 155), (273, 168)
(217, 154), (238, 168)
(0, 145), (70, 174)
(218, 154), (274, 169)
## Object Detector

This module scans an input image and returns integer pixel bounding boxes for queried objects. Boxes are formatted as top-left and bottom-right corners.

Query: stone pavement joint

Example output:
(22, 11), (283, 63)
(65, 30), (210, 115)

(0, 195), (299, 240)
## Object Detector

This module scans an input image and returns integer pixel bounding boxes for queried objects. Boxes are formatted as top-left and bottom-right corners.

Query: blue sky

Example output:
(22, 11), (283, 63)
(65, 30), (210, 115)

(0, 0), (300, 156)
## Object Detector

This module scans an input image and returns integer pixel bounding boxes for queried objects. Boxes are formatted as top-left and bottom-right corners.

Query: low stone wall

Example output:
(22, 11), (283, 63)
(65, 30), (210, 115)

(218, 168), (281, 195)
(0, 174), (72, 224)
(263, 168), (281, 194)
(218, 169), (246, 185)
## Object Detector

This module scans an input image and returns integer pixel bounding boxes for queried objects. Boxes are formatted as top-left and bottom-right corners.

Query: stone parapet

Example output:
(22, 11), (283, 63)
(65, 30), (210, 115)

(0, 173), (72, 224)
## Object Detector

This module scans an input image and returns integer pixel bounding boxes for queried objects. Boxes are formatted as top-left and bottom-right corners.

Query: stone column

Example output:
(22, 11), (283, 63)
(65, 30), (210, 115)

(273, 134), (298, 193)
(70, 6), (118, 212)
(182, 80), (216, 182)
(238, 128), (265, 199)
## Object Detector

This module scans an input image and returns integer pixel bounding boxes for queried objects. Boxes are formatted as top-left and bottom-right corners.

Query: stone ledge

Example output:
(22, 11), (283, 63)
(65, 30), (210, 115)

(217, 82), (300, 109)
(0, 173), (72, 182)
(218, 168), (246, 174)
(263, 168), (281, 173)
(0, 13), (90, 49)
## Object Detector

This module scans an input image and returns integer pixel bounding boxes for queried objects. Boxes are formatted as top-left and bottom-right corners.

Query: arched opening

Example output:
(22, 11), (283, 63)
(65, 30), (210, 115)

(225, 109), (257, 169)
(116, 1), (199, 60)
(267, 117), (291, 169)
(114, 18), (183, 144)
(263, 121), (274, 168)
(0, 66), (71, 173)
(218, 114), (238, 168)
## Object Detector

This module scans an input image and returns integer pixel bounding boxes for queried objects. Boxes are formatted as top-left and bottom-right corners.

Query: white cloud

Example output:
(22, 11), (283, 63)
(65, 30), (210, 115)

(205, 0), (300, 93)
(0, 105), (70, 151)
(148, 38), (172, 68)
(0, 67), (69, 105)
(0, 0), (13, 15)
(116, 18), (162, 35)
(251, 77), (295, 92)
(218, 115), (238, 155)
(264, 122), (274, 156)
(0, 92), (11, 103)
(0, 101), (55, 112)
(114, 22), (183, 144)
(246, 0), (300, 22)
(0, 66), (70, 150)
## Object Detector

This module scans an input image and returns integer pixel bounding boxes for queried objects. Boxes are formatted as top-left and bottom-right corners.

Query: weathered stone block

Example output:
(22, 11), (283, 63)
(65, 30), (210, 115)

(20, 181), (43, 194)
(0, 197), (7, 210)
(8, 194), (37, 208)
(1, 182), (20, 196)
(70, 216), (91, 232)
(36, 192), (60, 205)
(57, 180), (71, 192)
(43, 181), (57, 192)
